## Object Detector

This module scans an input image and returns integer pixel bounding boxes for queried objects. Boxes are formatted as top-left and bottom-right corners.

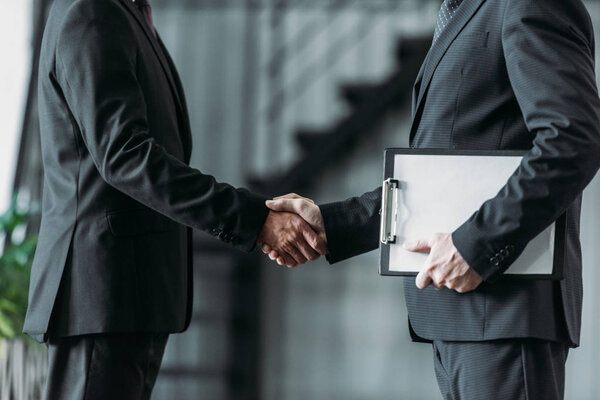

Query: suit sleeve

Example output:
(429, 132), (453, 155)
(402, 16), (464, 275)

(55, 2), (268, 252)
(452, 0), (600, 281)
(319, 187), (382, 264)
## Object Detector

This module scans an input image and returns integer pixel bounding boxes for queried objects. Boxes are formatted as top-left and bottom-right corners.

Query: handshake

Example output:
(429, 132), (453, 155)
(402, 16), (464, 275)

(256, 193), (326, 267)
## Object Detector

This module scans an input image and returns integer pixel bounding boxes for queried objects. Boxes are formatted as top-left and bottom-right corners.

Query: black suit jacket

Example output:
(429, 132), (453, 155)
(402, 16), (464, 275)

(23, 0), (269, 343)
(320, 0), (600, 346)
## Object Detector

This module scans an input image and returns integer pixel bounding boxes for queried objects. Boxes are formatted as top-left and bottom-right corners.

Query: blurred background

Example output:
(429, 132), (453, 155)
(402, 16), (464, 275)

(1, 0), (599, 399)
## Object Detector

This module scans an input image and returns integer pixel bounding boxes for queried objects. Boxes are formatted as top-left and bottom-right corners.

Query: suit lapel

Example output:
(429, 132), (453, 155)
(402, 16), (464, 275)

(119, 0), (192, 163)
(411, 51), (430, 117)
(119, 0), (184, 116)
(156, 35), (193, 164)
(410, 0), (486, 137)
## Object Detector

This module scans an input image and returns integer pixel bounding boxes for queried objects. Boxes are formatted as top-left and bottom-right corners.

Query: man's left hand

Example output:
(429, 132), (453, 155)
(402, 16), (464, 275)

(404, 233), (482, 293)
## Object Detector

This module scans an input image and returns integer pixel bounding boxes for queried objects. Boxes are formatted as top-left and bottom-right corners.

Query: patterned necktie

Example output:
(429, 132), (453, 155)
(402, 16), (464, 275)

(433, 0), (464, 43)
(135, 0), (157, 37)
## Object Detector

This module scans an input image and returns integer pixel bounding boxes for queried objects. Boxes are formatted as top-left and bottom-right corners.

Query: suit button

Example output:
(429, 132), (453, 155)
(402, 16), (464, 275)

(507, 244), (515, 253)
(500, 249), (508, 257)
(490, 256), (500, 266)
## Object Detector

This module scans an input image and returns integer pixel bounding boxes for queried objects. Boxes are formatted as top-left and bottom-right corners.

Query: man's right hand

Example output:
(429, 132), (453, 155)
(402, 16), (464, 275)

(260, 194), (327, 267)
(257, 210), (327, 268)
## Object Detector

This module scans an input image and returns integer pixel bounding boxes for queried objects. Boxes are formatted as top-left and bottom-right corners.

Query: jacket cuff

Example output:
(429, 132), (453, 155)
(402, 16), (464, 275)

(208, 190), (269, 253)
(452, 221), (516, 283)
(320, 202), (348, 264)
(319, 201), (380, 264)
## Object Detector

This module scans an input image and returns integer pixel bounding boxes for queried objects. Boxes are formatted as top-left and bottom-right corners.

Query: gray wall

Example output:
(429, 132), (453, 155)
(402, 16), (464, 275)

(153, 1), (600, 399)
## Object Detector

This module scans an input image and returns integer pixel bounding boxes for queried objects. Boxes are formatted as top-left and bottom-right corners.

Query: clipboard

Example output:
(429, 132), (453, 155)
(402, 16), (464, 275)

(379, 149), (565, 279)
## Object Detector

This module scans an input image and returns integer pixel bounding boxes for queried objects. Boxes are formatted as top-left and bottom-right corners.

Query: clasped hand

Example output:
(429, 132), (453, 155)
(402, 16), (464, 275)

(257, 194), (326, 267)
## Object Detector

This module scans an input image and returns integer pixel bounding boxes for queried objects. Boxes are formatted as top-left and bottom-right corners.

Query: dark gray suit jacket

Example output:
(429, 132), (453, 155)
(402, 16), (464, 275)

(320, 0), (600, 346)
(23, 0), (269, 343)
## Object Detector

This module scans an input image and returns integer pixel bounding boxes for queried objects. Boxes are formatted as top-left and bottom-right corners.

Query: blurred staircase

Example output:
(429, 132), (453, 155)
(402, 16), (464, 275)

(249, 35), (431, 196)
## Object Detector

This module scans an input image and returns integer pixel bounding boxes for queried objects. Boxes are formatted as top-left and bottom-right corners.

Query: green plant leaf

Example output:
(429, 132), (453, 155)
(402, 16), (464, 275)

(0, 193), (39, 340)
(0, 299), (19, 313)
(0, 311), (16, 338)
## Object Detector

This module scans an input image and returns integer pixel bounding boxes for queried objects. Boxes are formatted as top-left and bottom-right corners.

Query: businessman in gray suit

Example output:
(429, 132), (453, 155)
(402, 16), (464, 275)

(25, 0), (326, 398)
(264, 0), (600, 398)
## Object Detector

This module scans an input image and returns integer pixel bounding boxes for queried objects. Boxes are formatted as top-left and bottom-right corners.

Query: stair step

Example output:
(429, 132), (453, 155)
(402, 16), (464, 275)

(340, 83), (378, 107)
(395, 35), (433, 64)
(295, 129), (334, 152)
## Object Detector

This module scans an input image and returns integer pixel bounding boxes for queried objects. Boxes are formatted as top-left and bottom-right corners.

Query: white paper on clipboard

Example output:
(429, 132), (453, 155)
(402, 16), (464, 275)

(380, 152), (560, 277)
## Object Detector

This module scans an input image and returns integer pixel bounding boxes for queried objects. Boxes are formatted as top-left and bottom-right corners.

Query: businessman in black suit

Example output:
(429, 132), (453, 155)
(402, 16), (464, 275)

(24, 0), (326, 398)
(264, 0), (600, 398)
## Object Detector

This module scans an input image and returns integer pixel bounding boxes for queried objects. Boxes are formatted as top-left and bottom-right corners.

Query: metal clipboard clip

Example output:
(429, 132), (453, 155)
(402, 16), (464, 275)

(380, 178), (399, 245)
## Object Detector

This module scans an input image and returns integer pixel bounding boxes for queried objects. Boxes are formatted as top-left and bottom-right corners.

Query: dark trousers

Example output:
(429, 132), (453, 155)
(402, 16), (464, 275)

(432, 339), (569, 400)
(44, 333), (169, 400)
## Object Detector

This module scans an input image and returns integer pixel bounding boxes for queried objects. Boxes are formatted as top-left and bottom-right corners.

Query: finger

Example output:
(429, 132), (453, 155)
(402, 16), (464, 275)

(273, 247), (297, 267)
(451, 275), (475, 293)
(456, 271), (482, 293)
(301, 225), (327, 255)
(273, 193), (314, 203)
(431, 268), (449, 289)
(454, 282), (474, 293)
(283, 243), (308, 266)
(265, 198), (301, 214)
(262, 244), (272, 254)
(294, 236), (320, 261)
(444, 278), (457, 291)
(278, 251), (298, 267)
(415, 270), (433, 289)
(274, 193), (301, 200)
(403, 238), (432, 253)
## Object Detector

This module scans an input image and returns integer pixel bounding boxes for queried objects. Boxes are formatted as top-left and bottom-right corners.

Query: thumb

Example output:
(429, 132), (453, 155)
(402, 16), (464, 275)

(266, 198), (299, 214)
(415, 269), (433, 290)
(403, 238), (431, 253)
(273, 193), (315, 203)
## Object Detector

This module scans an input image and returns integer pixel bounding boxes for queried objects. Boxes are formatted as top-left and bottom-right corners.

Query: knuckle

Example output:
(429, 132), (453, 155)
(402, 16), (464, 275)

(298, 201), (308, 212)
(432, 273), (444, 285)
